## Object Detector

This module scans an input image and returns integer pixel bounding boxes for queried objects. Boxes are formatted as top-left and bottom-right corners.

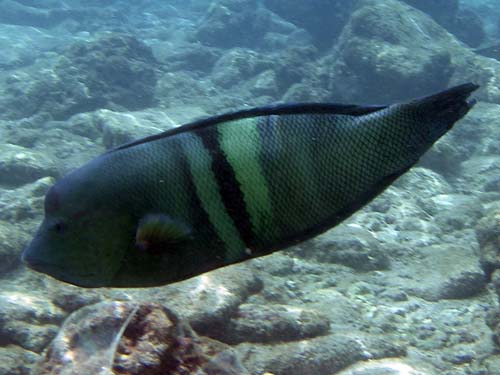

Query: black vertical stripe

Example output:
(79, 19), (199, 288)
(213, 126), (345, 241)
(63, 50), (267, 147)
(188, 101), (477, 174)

(194, 127), (257, 248)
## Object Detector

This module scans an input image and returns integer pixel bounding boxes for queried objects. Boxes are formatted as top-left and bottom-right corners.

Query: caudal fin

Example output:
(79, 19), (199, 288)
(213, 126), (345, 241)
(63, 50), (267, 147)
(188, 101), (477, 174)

(410, 83), (479, 130)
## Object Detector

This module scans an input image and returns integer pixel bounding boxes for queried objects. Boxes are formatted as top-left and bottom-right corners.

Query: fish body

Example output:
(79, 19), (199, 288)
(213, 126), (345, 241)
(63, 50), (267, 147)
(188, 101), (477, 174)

(22, 84), (478, 287)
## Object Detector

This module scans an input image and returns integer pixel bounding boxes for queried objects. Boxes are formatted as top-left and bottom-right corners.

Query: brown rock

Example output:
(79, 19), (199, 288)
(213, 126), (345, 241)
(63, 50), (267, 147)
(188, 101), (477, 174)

(32, 301), (249, 375)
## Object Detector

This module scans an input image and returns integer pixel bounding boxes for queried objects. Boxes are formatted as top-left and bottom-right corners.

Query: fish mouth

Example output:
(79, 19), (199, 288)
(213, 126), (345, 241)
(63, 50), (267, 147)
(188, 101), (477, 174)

(22, 250), (98, 286)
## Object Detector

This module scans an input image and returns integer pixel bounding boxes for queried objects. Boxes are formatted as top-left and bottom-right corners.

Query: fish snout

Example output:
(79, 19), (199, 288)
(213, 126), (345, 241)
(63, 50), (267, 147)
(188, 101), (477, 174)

(21, 237), (47, 271)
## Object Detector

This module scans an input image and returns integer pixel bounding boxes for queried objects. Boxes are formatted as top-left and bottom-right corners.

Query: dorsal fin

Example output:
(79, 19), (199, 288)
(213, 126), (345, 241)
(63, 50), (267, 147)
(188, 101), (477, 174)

(108, 102), (387, 153)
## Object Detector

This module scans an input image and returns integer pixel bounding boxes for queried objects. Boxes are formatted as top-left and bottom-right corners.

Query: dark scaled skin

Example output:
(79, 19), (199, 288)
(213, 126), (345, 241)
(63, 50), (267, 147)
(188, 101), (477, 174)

(22, 84), (478, 287)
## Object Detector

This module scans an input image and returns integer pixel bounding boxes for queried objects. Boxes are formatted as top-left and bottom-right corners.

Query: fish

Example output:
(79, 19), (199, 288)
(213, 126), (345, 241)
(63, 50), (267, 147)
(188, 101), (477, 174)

(22, 83), (479, 287)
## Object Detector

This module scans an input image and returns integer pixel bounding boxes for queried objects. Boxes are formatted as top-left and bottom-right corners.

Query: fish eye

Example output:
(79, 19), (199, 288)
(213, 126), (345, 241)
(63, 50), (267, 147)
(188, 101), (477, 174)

(52, 221), (67, 234)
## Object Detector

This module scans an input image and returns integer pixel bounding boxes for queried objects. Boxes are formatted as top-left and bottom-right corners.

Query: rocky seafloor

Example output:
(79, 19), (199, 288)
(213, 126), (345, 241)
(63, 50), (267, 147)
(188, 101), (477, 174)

(0, 0), (499, 374)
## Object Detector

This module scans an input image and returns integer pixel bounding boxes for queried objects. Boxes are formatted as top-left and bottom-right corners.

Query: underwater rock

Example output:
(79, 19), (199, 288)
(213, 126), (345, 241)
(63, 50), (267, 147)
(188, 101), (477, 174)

(431, 194), (484, 232)
(32, 301), (249, 375)
(334, 358), (434, 375)
(0, 24), (59, 70)
(195, 0), (307, 49)
(214, 303), (330, 344)
(429, 106), (498, 178)
(0, 177), (53, 221)
(64, 112), (103, 141)
(263, 0), (353, 50)
(484, 177), (500, 193)
(114, 304), (249, 375)
(475, 43), (500, 61)
(329, 0), (454, 103)
(483, 355), (500, 375)
(451, 53), (500, 104)
(476, 206), (500, 275)
(0, 144), (57, 187)
(195, 0), (258, 48)
(403, 0), (485, 48)
(403, 244), (487, 301)
(156, 264), (263, 335)
(49, 286), (103, 315)
(3, 33), (157, 120)
(323, 0), (500, 105)
(96, 106), (209, 149)
(304, 287), (365, 330)
(215, 44), (318, 100)
(440, 102), (497, 158)
(155, 42), (221, 73)
(403, 296), (489, 357)
(0, 0), (70, 28)
(395, 168), (452, 199)
(449, 8), (486, 48)
(311, 226), (390, 271)
(155, 71), (216, 110)
(2, 114), (52, 149)
(0, 223), (28, 273)
(211, 48), (274, 89)
(461, 156), (500, 199)
(56, 33), (157, 115)
(249, 69), (278, 97)
(486, 307), (500, 349)
(236, 333), (405, 375)
(458, 102), (500, 192)
(402, 0), (458, 27)
(0, 345), (38, 375)
(0, 291), (64, 353)
(419, 139), (465, 177)
(493, 270), (500, 302)
(273, 45), (319, 93)
(95, 109), (177, 149)
(281, 81), (330, 103)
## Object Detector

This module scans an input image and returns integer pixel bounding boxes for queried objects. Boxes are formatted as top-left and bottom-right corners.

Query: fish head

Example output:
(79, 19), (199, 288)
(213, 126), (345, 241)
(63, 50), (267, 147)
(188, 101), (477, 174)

(22, 171), (135, 287)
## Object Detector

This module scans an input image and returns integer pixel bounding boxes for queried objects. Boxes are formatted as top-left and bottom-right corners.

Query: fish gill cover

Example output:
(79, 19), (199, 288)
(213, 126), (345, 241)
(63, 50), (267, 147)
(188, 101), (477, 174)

(0, 1), (499, 375)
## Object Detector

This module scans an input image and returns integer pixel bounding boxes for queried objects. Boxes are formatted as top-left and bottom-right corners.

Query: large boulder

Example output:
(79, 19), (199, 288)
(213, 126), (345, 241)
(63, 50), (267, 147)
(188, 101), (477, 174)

(403, 0), (485, 47)
(263, 0), (354, 49)
(402, 0), (458, 26)
(329, 0), (454, 103)
(195, 0), (309, 50)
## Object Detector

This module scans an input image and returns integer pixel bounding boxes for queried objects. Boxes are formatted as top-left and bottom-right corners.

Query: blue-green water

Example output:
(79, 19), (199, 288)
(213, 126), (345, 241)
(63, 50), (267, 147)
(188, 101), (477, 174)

(0, 1), (499, 374)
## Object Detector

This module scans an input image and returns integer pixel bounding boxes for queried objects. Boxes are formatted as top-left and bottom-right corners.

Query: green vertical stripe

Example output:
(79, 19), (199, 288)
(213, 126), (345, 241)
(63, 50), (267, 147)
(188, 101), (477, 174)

(181, 133), (246, 261)
(256, 114), (328, 239)
(218, 118), (274, 240)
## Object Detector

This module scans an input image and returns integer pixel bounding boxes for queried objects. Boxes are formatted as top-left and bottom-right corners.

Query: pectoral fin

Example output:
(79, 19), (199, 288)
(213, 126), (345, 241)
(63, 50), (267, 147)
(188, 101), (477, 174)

(135, 214), (192, 255)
